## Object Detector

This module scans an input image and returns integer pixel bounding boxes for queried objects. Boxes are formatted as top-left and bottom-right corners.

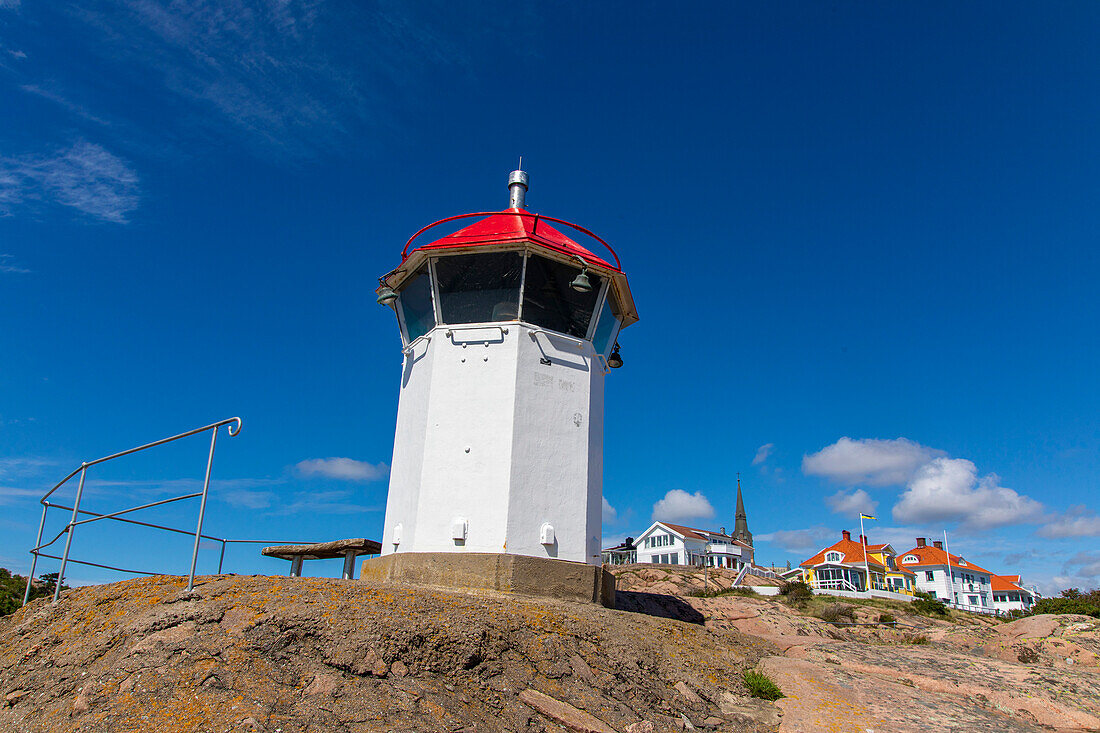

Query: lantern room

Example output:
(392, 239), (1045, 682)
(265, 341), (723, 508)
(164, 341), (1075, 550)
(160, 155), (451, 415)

(375, 168), (637, 565)
(377, 176), (637, 366)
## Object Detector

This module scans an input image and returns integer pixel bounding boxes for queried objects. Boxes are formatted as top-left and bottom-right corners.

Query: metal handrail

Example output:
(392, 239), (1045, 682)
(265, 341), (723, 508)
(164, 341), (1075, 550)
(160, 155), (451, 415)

(24, 418), (245, 605)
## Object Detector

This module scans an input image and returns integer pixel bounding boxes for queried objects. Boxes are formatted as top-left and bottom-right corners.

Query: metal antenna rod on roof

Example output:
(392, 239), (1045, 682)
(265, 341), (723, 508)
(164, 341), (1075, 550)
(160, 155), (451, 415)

(508, 160), (529, 210)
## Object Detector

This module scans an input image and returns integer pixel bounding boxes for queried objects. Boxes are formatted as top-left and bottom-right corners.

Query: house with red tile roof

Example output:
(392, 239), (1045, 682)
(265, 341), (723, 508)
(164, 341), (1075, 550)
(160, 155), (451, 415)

(795, 530), (915, 600)
(897, 538), (995, 614)
(991, 574), (1039, 613)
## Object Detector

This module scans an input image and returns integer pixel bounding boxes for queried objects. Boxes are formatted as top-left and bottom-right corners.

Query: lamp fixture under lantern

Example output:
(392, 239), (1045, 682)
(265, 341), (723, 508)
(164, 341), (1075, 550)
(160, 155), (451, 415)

(376, 280), (398, 306)
(570, 268), (593, 293)
(607, 343), (623, 369)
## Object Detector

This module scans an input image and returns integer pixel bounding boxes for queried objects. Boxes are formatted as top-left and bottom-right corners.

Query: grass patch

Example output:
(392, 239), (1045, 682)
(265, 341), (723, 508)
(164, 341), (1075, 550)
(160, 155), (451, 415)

(743, 669), (784, 701)
(689, 586), (759, 599)
(816, 603), (856, 622)
(878, 613), (896, 623)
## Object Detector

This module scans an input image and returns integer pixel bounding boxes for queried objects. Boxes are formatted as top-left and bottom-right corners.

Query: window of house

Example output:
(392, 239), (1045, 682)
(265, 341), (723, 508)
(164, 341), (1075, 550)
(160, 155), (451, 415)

(670, 553), (678, 565)
(925, 571), (934, 581)
(903, 555), (918, 563)
(825, 551), (842, 563)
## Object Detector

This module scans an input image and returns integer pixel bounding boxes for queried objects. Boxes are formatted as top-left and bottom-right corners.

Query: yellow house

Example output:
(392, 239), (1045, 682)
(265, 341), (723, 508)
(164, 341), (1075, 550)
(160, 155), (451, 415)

(797, 530), (914, 597)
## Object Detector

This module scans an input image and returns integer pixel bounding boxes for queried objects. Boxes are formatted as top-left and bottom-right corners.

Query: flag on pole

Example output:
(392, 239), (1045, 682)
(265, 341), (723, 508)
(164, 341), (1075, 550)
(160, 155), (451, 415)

(860, 513), (875, 520)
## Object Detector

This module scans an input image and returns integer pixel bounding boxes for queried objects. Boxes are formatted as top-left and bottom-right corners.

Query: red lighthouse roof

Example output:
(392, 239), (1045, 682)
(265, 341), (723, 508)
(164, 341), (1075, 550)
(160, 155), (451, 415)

(410, 209), (618, 272)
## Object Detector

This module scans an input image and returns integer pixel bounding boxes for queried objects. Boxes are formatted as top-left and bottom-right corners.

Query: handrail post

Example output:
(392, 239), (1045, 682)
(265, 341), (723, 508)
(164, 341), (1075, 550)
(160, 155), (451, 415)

(187, 427), (219, 591)
(23, 504), (49, 606)
(54, 465), (87, 603)
(217, 540), (227, 574)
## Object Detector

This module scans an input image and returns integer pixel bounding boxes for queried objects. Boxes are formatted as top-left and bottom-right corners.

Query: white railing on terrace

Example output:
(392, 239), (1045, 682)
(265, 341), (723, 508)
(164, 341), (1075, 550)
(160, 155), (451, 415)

(813, 578), (860, 593)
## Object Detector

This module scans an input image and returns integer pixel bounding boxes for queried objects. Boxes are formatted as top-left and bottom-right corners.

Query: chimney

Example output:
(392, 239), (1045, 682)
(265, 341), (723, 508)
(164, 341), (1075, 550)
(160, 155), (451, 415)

(933, 540), (943, 550)
(916, 537), (926, 547)
(859, 534), (867, 545)
(507, 166), (529, 209)
(842, 529), (851, 541)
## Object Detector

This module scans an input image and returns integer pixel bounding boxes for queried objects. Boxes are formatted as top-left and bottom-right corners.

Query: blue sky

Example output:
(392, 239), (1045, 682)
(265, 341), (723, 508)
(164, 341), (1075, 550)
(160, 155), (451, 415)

(1, 1), (1097, 594)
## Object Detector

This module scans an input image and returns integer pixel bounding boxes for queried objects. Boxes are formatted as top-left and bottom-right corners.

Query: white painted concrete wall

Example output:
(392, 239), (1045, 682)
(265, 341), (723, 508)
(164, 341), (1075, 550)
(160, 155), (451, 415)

(381, 322), (605, 564)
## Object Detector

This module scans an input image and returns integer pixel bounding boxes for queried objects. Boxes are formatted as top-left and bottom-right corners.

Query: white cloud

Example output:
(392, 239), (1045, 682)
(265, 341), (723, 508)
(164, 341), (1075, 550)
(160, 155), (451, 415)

(270, 489), (382, 516)
(825, 488), (877, 516)
(803, 437), (944, 486)
(1037, 505), (1100, 538)
(752, 443), (774, 466)
(295, 457), (388, 483)
(602, 496), (617, 524)
(221, 488), (276, 510)
(0, 141), (139, 222)
(0, 254), (30, 274)
(892, 457), (1043, 530)
(756, 526), (834, 552)
(651, 489), (715, 523)
(0, 485), (44, 505)
(1064, 551), (1100, 579)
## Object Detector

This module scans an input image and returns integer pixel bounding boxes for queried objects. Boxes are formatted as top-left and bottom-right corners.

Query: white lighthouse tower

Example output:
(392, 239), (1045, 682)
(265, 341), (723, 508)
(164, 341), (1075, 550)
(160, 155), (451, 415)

(374, 169), (637, 569)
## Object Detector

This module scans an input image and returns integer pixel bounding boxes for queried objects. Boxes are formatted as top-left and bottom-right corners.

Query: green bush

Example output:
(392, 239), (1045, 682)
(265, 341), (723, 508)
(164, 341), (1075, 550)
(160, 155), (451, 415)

(778, 580), (813, 603)
(817, 603), (856, 622)
(1029, 588), (1100, 618)
(1, 568), (64, 616)
(743, 669), (784, 701)
(878, 613), (896, 623)
(911, 591), (948, 616)
(900, 633), (929, 645)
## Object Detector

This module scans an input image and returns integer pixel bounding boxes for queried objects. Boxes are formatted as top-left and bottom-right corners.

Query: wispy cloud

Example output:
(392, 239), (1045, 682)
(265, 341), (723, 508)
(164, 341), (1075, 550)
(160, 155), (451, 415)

(0, 141), (139, 222)
(295, 457), (388, 483)
(1037, 505), (1100, 538)
(752, 443), (774, 466)
(0, 254), (31, 273)
(270, 489), (381, 516)
(756, 526), (834, 552)
(19, 84), (111, 125)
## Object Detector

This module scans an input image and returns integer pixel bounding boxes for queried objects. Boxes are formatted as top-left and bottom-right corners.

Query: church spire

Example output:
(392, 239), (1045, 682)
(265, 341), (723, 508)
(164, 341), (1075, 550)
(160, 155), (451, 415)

(733, 473), (752, 547)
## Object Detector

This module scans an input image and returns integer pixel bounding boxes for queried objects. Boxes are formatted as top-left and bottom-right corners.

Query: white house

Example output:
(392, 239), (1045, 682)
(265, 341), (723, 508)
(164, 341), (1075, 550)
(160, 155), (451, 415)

(633, 521), (754, 569)
(897, 538), (995, 614)
(992, 574), (1039, 614)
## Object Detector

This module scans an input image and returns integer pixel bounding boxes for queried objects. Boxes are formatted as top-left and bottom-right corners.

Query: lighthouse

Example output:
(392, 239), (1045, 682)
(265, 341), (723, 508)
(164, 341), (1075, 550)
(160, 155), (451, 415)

(374, 169), (637, 570)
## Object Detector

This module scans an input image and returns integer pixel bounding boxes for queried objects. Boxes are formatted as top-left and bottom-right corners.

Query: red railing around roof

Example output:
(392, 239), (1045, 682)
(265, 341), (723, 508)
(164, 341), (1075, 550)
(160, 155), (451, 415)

(400, 210), (622, 271)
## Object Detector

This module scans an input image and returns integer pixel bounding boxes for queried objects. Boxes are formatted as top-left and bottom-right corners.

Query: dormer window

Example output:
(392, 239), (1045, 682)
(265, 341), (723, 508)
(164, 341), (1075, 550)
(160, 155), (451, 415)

(824, 551), (843, 563)
(957, 559), (967, 566)
(903, 555), (918, 564)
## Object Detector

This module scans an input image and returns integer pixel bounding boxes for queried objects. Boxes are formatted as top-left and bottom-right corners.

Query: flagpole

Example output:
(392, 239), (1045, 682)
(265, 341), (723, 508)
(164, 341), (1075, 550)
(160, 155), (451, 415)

(860, 513), (870, 595)
(943, 529), (955, 610)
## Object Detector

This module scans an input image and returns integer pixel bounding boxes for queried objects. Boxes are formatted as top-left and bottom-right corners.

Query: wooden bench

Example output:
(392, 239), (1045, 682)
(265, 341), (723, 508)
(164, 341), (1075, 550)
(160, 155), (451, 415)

(261, 538), (382, 579)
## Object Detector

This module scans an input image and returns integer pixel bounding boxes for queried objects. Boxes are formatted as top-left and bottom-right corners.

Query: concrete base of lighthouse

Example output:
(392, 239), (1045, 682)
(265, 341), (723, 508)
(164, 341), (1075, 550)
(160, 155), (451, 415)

(359, 552), (615, 607)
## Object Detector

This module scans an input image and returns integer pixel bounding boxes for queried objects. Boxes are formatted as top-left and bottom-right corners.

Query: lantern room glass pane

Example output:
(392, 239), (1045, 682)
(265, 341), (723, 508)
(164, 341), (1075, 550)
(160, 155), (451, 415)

(592, 290), (622, 356)
(521, 255), (602, 339)
(397, 264), (435, 342)
(435, 252), (523, 324)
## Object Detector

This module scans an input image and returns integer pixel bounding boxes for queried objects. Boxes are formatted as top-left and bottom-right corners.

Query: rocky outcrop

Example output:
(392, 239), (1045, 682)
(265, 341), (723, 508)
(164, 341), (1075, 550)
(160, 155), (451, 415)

(0, 575), (778, 732)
